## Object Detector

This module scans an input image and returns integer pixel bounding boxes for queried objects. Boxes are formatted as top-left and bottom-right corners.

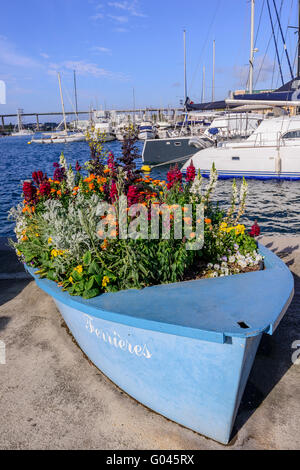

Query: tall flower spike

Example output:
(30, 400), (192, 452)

(66, 164), (75, 191)
(224, 179), (238, 224)
(186, 160), (196, 182)
(190, 169), (203, 202)
(203, 163), (218, 203)
(235, 177), (248, 224)
(59, 152), (68, 173)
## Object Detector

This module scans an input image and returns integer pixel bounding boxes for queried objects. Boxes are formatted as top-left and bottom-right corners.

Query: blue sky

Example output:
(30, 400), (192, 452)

(0, 0), (299, 119)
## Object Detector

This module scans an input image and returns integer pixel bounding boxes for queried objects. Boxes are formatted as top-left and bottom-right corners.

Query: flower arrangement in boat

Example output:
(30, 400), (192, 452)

(9, 131), (262, 299)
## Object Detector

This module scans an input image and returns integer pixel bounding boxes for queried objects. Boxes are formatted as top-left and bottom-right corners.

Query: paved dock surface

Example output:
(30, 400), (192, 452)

(0, 236), (299, 450)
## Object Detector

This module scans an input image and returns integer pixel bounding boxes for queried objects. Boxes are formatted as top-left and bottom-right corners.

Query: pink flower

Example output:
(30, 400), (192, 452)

(127, 185), (139, 206)
(110, 181), (117, 203)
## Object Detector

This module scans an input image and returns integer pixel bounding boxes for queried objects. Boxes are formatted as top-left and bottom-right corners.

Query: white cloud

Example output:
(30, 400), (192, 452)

(91, 12), (104, 20)
(0, 36), (39, 68)
(108, 1), (147, 17)
(91, 46), (112, 54)
(48, 60), (129, 81)
(108, 14), (128, 23)
(40, 52), (50, 59)
(234, 55), (275, 88)
(113, 27), (129, 33)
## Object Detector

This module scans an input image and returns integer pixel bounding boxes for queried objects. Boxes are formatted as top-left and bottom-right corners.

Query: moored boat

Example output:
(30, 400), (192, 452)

(25, 243), (293, 444)
(182, 115), (300, 180)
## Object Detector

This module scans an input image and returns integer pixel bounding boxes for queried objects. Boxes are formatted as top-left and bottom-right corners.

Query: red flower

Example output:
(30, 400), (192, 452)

(185, 160), (196, 182)
(32, 170), (47, 185)
(23, 181), (37, 203)
(166, 164), (182, 190)
(39, 181), (51, 197)
(250, 221), (260, 237)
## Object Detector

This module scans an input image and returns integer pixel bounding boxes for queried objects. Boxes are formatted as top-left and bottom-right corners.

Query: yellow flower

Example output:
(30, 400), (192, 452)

(102, 275), (110, 287)
(48, 237), (53, 244)
(51, 248), (65, 258)
(74, 265), (83, 274)
(69, 276), (74, 284)
(220, 222), (227, 231)
(235, 224), (245, 235)
(16, 250), (21, 256)
(35, 233), (39, 237)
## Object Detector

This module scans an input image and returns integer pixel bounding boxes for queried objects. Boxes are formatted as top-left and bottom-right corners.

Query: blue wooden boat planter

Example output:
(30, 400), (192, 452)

(25, 243), (293, 444)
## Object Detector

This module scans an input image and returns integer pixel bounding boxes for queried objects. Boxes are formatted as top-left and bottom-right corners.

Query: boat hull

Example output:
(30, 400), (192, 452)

(142, 136), (199, 165)
(55, 300), (262, 444)
(25, 244), (293, 444)
(181, 145), (300, 180)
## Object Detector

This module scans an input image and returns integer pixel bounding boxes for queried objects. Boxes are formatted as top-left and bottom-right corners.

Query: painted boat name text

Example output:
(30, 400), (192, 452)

(84, 314), (152, 359)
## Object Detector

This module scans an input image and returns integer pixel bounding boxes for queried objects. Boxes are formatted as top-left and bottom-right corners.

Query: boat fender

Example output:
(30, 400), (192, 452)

(275, 152), (282, 174)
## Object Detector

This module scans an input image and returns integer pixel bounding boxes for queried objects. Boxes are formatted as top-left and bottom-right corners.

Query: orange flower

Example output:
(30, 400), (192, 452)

(99, 186), (104, 192)
(88, 183), (94, 190)
(110, 229), (117, 237)
(84, 174), (96, 183)
(183, 217), (192, 224)
(54, 180), (61, 185)
(189, 232), (196, 239)
(101, 239), (109, 250)
(57, 190), (62, 196)
(205, 218), (212, 224)
(104, 168), (110, 174)
(51, 188), (56, 193)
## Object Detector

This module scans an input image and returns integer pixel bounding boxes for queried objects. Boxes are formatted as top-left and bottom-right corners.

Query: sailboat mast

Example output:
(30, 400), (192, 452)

(183, 30), (187, 104)
(249, 0), (255, 93)
(298, 0), (300, 77)
(133, 87), (136, 125)
(73, 70), (78, 121)
(202, 66), (205, 103)
(58, 72), (67, 132)
(212, 40), (215, 102)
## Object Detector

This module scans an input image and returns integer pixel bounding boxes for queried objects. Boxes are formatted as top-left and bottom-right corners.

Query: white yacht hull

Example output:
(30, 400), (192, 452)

(31, 133), (86, 144)
(138, 130), (155, 140)
(182, 145), (300, 180)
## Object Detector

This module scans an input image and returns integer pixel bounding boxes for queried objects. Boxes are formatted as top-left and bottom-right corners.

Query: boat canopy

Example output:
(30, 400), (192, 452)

(186, 77), (300, 111)
(230, 77), (300, 103)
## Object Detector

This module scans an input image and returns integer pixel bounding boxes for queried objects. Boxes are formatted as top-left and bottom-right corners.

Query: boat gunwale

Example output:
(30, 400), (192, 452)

(25, 243), (294, 344)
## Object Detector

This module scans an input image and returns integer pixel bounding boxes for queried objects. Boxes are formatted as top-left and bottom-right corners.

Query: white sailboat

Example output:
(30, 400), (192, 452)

(30, 73), (86, 144)
(11, 109), (33, 136)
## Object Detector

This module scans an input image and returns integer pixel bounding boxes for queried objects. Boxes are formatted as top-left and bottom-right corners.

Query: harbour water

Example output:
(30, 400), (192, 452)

(0, 135), (300, 237)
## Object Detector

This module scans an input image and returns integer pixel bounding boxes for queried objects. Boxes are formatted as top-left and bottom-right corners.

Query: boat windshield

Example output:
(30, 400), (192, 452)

(282, 130), (300, 139)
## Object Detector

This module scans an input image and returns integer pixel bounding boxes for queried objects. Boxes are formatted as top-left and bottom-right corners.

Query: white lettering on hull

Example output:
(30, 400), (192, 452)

(83, 314), (152, 359)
